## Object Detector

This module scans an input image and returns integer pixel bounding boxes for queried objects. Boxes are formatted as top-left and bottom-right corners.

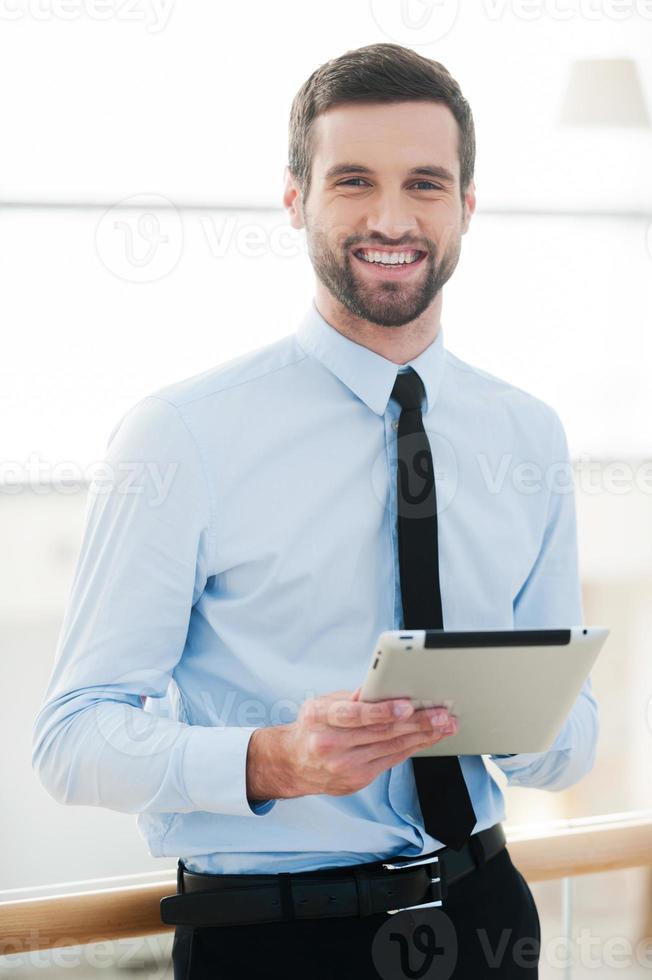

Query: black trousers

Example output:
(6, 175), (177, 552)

(170, 846), (541, 980)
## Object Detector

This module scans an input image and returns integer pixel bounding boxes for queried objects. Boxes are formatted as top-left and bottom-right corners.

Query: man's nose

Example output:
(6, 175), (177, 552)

(362, 191), (419, 243)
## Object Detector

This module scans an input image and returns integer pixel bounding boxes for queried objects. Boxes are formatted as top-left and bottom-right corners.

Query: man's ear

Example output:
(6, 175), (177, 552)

(283, 166), (305, 231)
(461, 178), (476, 235)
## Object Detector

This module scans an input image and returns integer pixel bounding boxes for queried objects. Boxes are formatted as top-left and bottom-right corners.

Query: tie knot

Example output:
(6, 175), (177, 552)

(391, 369), (425, 412)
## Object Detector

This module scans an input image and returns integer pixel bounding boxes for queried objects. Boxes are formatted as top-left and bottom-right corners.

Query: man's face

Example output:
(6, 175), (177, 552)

(286, 100), (474, 328)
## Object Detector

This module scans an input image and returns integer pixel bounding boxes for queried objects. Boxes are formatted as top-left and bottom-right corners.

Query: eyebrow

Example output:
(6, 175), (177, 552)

(323, 163), (455, 185)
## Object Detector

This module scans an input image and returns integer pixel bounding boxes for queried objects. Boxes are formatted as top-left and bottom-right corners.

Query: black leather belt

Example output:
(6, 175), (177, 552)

(160, 822), (506, 928)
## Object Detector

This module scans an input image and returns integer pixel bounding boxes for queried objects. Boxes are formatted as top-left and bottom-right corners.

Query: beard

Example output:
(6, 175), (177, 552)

(304, 220), (462, 328)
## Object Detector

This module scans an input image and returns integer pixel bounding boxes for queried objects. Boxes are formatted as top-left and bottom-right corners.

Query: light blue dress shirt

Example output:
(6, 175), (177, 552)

(32, 297), (598, 874)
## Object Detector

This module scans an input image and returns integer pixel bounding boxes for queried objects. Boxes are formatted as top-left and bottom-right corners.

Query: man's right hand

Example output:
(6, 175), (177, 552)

(245, 688), (458, 802)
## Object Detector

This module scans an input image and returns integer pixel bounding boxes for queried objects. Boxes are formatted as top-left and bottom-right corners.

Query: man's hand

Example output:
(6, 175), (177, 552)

(245, 687), (457, 802)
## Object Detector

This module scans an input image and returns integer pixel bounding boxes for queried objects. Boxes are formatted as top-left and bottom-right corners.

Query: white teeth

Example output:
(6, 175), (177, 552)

(357, 249), (421, 265)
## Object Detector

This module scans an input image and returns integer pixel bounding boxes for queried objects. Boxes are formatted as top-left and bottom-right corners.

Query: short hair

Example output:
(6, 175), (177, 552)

(287, 42), (475, 205)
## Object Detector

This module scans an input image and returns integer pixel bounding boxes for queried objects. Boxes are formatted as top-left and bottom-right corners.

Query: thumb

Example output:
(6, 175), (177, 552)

(351, 685), (362, 702)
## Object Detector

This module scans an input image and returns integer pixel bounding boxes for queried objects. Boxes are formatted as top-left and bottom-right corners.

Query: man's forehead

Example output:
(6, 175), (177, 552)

(312, 100), (459, 178)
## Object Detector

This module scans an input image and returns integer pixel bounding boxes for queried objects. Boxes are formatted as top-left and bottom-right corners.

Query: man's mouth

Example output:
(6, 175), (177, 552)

(350, 247), (427, 277)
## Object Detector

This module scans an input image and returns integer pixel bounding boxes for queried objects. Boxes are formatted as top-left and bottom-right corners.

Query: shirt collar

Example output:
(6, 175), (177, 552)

(295, 297), (447, 417)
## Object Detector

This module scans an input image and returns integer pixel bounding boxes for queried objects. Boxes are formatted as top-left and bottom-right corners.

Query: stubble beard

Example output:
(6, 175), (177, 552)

(305, 219), (461, 328)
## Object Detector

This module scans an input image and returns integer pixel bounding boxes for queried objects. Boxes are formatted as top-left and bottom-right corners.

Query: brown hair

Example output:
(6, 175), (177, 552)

(287, 42), (475, 206)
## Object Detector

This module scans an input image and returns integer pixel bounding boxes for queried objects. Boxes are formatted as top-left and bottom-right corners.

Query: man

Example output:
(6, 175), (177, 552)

(33, 42), (598, 979)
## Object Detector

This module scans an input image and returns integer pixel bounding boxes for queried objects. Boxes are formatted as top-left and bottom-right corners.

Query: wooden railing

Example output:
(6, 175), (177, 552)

(1, 811), (651, 953)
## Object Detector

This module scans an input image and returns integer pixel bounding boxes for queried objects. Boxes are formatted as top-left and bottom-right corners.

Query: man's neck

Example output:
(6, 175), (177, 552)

(313, 286), (442, 365)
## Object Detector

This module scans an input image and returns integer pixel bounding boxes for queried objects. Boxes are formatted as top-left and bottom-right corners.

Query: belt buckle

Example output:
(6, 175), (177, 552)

(380, 853), (442, 914)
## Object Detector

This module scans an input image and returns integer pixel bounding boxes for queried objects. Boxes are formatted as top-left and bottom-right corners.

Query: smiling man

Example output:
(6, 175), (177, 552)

(33, 42), (598, 980)
(300, 98), (470, 354)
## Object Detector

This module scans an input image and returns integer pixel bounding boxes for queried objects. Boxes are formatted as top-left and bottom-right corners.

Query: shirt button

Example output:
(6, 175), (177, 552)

(392, 419), (399, 431)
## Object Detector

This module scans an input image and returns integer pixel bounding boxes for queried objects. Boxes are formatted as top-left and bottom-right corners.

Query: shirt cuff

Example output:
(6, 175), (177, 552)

(183, 725), (277, 817)
(490, 723), (574, 770)
(490, 751), (547, 769)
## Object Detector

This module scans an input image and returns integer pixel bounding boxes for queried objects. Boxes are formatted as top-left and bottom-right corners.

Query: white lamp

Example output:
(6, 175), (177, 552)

(559, 58), (651, 128)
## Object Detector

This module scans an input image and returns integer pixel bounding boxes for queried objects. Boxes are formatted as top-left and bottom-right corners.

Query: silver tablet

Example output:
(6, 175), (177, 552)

(358, 627), (609, 757)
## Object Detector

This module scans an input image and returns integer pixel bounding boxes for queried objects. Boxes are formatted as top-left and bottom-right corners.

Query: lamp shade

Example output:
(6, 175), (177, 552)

(559, 58), (650, 128)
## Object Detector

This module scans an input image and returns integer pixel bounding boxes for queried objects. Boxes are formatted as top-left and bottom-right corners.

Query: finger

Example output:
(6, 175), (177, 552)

(347, 713), (454, 747)
(358, 728), (449, 765)
(358, 707), (452, 738)
(317, 696), (415, 729)
(305, 714), (455, 761)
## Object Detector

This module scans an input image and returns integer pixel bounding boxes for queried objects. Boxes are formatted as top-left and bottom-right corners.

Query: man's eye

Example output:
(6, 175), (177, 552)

(336, 179), (442, 191)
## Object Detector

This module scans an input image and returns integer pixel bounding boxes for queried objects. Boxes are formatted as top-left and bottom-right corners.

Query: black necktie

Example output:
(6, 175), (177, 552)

(391, 368), (477, 852)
